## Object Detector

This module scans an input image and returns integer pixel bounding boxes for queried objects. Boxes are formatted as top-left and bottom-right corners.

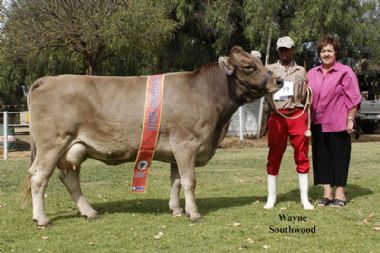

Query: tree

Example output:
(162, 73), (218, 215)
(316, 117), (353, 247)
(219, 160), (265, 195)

(157, 0), (249, 72)
(242, 0), (380, 69)
(294, 0), (380, 70)
(244, 0), (280, 50)
(1, 0), (176, 75)
(102, 0), (177, 75)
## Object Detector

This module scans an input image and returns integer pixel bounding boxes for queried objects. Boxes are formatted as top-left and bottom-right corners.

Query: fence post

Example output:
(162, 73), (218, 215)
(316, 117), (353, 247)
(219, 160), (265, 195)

(257, 26), (272, 139)
(256, 98), (264, 139)
(239, 107), (244, 140)
(3, 111), (8, 160)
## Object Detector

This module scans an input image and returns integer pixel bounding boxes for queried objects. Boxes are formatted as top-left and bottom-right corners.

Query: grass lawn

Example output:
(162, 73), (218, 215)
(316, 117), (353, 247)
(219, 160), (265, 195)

(0, 142), (379, 253)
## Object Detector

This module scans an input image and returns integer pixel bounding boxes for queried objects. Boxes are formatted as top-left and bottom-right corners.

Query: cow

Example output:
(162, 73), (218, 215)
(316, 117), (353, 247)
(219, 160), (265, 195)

(22, 46), (283, 227)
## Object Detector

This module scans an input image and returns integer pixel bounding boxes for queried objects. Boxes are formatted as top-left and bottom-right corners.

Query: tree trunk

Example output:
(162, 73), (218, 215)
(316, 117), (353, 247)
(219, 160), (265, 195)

(86, 62), (93, 76)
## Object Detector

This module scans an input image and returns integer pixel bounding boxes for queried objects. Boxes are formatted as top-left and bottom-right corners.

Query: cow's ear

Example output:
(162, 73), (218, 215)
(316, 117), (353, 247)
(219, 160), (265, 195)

(218, 56), (234, 75)
(250, 50), (262, 59)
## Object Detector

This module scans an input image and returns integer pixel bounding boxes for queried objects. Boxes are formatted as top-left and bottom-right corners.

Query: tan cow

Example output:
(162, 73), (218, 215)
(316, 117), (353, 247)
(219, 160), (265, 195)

(22, 46), (283, 227)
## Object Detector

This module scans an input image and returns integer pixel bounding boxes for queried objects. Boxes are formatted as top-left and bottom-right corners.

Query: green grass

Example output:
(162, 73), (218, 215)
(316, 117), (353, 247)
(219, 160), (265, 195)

(0, 143), (379, 253)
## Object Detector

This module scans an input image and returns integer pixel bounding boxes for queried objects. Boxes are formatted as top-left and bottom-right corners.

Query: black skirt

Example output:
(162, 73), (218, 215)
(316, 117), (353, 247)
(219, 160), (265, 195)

(311, 124), (351, 187)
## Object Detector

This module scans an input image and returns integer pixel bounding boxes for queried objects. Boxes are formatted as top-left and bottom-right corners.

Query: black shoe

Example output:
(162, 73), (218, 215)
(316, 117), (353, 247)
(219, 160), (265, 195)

(318, 198), (333, 207)
(332, 199), (346, 207)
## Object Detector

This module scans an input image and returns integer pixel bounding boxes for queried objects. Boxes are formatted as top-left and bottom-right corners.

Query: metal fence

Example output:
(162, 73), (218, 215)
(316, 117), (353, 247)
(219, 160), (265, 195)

(1, 111), (29, 160)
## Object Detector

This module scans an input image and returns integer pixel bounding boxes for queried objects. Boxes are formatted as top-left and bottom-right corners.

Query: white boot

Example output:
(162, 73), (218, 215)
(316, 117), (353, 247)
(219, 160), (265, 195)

(264, 175), (277, 209)
(298, 173), (314, 210)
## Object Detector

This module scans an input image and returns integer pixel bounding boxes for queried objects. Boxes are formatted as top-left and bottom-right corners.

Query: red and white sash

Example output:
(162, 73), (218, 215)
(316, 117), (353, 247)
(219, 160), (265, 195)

(131, 74), (165, 193)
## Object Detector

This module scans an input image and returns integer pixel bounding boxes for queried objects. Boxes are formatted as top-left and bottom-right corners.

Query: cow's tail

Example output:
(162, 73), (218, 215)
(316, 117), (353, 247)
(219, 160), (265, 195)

(20, 82), (39, 209)
(20, 134), (35, 208)
(30, 134), (36, 165)
(20, 174), (32, 209)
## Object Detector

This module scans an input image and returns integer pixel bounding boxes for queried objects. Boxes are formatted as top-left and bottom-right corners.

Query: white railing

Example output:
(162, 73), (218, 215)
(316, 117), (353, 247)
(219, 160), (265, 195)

(2, 112), (8, 160)
(1, 111), (29, 160)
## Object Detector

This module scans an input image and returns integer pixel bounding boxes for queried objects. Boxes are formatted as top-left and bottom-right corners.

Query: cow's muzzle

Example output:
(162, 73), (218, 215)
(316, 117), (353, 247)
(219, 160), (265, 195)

(256, 70), (275, 92)
(236, 71), (273, 92)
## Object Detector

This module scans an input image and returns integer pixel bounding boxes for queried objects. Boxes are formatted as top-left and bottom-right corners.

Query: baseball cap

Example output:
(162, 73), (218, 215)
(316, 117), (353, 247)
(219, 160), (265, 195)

(276, 36), (294, 50)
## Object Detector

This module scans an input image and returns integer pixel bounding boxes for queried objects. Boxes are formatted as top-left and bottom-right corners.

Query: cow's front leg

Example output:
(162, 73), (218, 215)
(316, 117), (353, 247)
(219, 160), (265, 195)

(173, 149), (201, 222)
(58, 163), (97, 219)
(169, 163), (183, 216)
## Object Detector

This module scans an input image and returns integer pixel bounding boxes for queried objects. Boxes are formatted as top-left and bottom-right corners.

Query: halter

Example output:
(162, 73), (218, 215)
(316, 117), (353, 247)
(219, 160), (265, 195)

(234, 70), (273, 93)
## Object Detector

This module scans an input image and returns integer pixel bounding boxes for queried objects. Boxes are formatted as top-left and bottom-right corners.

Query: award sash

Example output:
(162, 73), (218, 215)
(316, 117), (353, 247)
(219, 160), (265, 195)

(132, 74), (165, 193)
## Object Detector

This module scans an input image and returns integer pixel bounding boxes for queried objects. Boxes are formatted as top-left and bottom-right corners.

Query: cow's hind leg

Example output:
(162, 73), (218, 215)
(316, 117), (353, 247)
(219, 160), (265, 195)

(172, 148), (201, 222)
(58, 143), (97, 219)
(29, 150), (61, 227)
(58, 167), (97, 219)
(169, 163), (183, 216)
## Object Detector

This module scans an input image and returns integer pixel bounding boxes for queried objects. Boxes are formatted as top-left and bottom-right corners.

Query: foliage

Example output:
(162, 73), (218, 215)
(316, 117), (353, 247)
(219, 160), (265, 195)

(290, 0), (379, 66)
(2, 0), (117, 74)
(1, 0), (176, 75)
(243, 0), (380, 68)
(158, 0), (248, 72)
(243, 0), (285, 53)
(101, 0), (177, 75)
(0, 143), (379, 252)
(0, 0), (176, 104)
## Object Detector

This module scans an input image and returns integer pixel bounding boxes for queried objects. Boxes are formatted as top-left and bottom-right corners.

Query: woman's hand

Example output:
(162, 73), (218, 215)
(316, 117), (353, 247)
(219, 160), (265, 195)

(346, 119), (355, 135)
(346, 109), (357, 135)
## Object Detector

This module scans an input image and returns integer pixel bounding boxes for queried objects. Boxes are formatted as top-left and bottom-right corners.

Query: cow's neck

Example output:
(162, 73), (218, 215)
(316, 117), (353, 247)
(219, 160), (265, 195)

(195, 63), (247, 151)
(198, 63), (244, 120)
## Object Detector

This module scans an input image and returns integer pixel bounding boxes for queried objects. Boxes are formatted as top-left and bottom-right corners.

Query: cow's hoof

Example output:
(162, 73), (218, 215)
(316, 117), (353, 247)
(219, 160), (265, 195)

(171, 208), (183, 217)
(81, 209), (98, 220)
(37, 221), (53, 229)
(173, 212), (183, 217)
(190, 214), (203, 223)
(86, 215), (99, 221)
(34, 216), (52, 228)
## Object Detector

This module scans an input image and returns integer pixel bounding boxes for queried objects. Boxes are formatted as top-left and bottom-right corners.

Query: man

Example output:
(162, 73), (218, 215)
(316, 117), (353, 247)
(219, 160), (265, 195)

(264, 36), (314, 210)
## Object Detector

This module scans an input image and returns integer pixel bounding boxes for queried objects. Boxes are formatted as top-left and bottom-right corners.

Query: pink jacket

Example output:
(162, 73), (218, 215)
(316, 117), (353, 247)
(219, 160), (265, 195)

(307, 62), (362, 132)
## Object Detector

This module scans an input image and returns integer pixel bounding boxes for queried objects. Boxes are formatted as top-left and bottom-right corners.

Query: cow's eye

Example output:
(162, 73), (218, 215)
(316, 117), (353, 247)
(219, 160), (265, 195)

(243, 65), (255, 73)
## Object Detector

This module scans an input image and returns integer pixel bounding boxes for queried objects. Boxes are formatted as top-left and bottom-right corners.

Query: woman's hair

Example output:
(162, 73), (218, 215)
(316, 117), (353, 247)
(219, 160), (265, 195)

(316, 34), (341, 58)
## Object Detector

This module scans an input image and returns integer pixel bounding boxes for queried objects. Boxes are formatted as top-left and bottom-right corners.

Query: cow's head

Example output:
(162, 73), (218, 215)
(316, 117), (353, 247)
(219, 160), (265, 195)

(219, 46), (283, 102)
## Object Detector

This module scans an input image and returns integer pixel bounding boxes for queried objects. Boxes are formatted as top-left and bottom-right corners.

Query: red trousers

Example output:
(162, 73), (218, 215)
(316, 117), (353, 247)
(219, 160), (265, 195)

(267, 108), (310, 175)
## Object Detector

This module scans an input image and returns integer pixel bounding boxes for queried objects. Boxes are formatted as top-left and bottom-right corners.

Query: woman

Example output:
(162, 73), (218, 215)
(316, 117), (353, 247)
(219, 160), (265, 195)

(307, 35), (362, 207)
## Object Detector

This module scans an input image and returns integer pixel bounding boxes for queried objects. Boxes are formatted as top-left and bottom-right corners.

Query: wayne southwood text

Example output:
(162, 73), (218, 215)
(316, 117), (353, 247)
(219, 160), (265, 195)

(269, 214), (316, 234)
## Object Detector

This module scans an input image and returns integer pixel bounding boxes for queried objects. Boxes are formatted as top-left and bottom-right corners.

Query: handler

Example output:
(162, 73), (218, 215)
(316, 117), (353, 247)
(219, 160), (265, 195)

(264, 36), (314, 210)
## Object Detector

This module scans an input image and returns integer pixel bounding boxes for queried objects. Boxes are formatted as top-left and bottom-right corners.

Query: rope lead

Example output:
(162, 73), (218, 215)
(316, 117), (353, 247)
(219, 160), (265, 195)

(267, 87), (313, 137)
